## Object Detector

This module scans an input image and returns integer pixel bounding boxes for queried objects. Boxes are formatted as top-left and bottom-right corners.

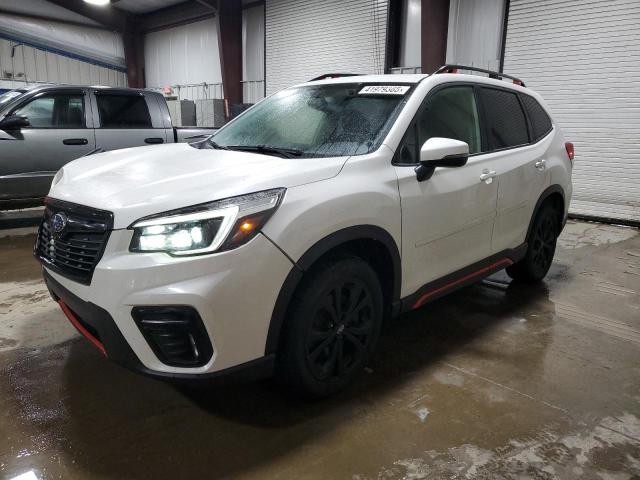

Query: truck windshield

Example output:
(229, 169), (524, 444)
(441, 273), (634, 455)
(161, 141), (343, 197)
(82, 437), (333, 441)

(209, 83), (412, 158)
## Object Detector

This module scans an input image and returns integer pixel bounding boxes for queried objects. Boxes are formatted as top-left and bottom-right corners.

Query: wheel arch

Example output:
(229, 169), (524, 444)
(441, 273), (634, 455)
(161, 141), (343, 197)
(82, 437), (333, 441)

(527, 185), (566, 242)
(264, 225), (401, 355)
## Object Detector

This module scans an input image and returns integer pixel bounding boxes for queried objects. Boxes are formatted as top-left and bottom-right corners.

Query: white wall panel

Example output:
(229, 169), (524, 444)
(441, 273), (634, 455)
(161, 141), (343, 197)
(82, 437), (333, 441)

(144, 18), (222, 96)
(1, 0), (102, 27)
(0, 38), (127, 90)
(243, 5), (265, 81)
(446, 0), (505, 71)
(504, 0), (640, 222)
(265, 0), (389, 94)
(398, 0), (421, 69)
(0, 13), (124, 69)
(243, 4), (265, 103)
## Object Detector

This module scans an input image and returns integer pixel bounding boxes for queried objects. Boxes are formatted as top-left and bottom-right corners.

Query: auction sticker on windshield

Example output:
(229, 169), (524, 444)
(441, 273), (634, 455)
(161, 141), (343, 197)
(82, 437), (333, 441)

(358, 85), (410, 95)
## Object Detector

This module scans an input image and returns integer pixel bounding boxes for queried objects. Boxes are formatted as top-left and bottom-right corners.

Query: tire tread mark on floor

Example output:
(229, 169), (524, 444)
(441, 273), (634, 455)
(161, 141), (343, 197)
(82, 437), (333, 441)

(443, 363), (569, 414)
(555, 302), (640, 346)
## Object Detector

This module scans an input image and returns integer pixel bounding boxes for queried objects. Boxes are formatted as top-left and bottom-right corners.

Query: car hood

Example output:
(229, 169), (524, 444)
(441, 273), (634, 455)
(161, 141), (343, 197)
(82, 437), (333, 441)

(49, 143), (348, 229)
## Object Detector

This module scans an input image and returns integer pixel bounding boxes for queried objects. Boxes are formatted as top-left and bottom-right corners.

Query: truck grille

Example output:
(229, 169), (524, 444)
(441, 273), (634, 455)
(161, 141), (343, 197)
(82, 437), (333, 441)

(35, 199), (113, 285)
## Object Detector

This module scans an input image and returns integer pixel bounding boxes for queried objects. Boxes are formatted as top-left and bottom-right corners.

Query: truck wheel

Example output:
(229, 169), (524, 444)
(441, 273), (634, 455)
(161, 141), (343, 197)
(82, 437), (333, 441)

(277, 256), (383, 398)
(507, 203), (560, 283)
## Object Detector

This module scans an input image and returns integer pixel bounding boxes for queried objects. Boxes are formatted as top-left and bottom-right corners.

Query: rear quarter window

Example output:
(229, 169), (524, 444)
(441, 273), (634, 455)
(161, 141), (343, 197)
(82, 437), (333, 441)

(479, 88), (529, 150)
(521, 94), (553, 141)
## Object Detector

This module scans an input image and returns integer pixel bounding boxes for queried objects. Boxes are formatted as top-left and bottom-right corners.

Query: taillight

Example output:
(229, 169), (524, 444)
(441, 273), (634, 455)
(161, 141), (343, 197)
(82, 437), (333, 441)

(565, 142), (575, 164)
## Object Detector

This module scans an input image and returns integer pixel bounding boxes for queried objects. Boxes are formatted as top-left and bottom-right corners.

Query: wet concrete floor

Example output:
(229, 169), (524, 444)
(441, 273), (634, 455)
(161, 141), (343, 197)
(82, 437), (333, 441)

(0, 220), (639, 479)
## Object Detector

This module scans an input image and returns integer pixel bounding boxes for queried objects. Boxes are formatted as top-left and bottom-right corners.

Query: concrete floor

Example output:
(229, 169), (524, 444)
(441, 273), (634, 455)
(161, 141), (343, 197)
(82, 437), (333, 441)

(1, 219), (639, 480)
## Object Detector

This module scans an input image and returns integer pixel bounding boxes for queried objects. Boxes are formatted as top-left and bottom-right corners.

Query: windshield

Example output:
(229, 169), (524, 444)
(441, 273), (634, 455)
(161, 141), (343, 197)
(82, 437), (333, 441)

(0, 90), (25, 107)
(210, 83), (412, 158)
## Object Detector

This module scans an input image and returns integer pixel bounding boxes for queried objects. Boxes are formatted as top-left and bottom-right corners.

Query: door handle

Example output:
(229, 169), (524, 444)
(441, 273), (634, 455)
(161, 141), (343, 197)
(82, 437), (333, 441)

(63, 138), (88, 145)
(480, 170), (497, 184)
(145, 137), (164, 144)
(535, 159), (547, 170)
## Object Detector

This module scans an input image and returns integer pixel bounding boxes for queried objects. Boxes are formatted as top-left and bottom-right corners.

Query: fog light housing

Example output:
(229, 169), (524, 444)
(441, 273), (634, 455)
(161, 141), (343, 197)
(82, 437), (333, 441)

(131, 306), (213, 367)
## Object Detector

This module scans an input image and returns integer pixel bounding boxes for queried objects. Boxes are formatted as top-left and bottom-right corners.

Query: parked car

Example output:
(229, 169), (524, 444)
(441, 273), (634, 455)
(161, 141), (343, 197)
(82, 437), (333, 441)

(35, 66), (573, 397)
(0, 85), (216, 208)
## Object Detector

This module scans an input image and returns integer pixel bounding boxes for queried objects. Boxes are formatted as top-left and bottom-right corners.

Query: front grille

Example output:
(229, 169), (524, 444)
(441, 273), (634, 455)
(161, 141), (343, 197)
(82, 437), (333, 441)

(35, 199), (113, 285)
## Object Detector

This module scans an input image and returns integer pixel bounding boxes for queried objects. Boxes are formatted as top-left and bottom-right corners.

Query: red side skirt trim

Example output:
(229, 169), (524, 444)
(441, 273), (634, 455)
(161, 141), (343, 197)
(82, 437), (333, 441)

(58, 300), (107, 356)
(413, 258), (514, 309)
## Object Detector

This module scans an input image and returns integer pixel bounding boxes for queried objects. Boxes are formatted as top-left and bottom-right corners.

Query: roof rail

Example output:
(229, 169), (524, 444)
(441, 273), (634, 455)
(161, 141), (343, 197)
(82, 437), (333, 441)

(309, 73), (363, 82)
(433, 64), (526, 87)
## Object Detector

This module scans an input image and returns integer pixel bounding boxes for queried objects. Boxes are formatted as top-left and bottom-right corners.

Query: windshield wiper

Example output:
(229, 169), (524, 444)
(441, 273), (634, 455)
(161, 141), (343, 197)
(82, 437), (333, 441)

(226, 144), (303, 158)
(207, 139), (229, 150)
(191, 138), (229, 150)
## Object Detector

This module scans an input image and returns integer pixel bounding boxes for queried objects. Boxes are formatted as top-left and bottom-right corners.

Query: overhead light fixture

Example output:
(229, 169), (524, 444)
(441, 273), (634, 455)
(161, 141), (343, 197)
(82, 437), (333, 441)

(10, 471), (39, 480)
(83, 0), (110, 6)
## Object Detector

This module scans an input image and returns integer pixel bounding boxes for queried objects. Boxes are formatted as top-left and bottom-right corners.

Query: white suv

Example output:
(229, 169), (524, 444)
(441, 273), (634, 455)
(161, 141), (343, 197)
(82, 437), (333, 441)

(36, 66), (573, 397)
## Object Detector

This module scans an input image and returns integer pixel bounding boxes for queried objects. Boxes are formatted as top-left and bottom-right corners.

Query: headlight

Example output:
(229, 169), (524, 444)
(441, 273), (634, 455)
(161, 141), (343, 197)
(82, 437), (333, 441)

(129, 188), (285, 256)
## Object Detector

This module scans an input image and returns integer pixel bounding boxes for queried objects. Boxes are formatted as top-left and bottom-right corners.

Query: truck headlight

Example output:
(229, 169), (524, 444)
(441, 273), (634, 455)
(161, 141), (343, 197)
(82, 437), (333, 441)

(129, 188), (285, 256)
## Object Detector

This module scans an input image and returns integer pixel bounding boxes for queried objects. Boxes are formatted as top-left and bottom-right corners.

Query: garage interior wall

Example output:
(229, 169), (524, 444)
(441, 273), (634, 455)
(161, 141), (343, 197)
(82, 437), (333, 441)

(0, 0), (126, 90)
(265, 0), (389, 94)
(504, 0), (640, 223)
(242, 4), (265, 103)
(0, 7), (125, 70)
(144, 18), (223, 101)
(0, 38), (127, 90)
(446, 0), (505, 71)
(396, 0), (422, 71)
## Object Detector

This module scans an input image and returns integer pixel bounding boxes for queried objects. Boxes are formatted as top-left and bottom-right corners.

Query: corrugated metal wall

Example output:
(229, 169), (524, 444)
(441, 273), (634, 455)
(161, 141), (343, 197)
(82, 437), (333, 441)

(144, 18), (223, 100)
(242, 4), (265, 103)
(397, 0), (421, 70)
(265, 0), (389, 94)
(446, 0), (505, 72)
(0, 9), (125, 70)
(504, 0), (640, 223)
(0, 37), (127, 90)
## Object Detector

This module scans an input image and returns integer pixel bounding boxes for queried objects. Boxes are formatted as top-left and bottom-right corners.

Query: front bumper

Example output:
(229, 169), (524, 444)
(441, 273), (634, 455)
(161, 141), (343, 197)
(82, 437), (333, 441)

(45, 269), (275, 383)
(43, 230), (294, 379)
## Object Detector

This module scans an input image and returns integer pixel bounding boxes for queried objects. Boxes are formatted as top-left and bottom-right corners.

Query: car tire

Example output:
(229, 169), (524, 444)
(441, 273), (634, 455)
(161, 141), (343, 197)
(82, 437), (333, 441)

(506, 203), (560, 283)
(277, 255), (384, 398)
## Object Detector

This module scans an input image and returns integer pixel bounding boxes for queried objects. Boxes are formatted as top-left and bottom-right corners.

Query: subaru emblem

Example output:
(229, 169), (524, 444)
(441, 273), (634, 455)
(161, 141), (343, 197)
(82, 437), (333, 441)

(51, 212), (68, 234)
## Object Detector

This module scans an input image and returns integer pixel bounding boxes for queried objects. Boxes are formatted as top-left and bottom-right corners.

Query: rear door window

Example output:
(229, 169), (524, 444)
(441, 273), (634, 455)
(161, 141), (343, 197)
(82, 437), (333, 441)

(96, 94), (152, 128)
(478, 88), (529, 150)
(521, 94), (553, 141)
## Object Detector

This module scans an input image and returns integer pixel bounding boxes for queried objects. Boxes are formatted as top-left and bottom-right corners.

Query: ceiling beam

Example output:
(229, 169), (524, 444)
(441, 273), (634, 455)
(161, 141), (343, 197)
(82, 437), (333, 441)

(43, 0), (130, 31)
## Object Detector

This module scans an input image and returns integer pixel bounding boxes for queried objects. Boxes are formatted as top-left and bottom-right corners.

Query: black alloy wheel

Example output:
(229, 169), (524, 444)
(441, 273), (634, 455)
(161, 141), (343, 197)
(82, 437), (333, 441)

(277, 256), (383, 397)
(305, 278), (375, 382)
(530, 213), (557, 272)
(507, 203), (560, 282)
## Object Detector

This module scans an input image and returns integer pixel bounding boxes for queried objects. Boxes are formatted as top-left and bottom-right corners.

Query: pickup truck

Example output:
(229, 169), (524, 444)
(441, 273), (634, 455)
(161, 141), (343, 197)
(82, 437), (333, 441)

(0, 85), (216, 208)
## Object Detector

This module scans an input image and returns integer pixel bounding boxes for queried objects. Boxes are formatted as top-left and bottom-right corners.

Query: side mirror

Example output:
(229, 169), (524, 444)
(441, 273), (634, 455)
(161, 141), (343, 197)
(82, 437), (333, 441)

(415, 137), (469, 182)
(0, 114), (30, 130)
